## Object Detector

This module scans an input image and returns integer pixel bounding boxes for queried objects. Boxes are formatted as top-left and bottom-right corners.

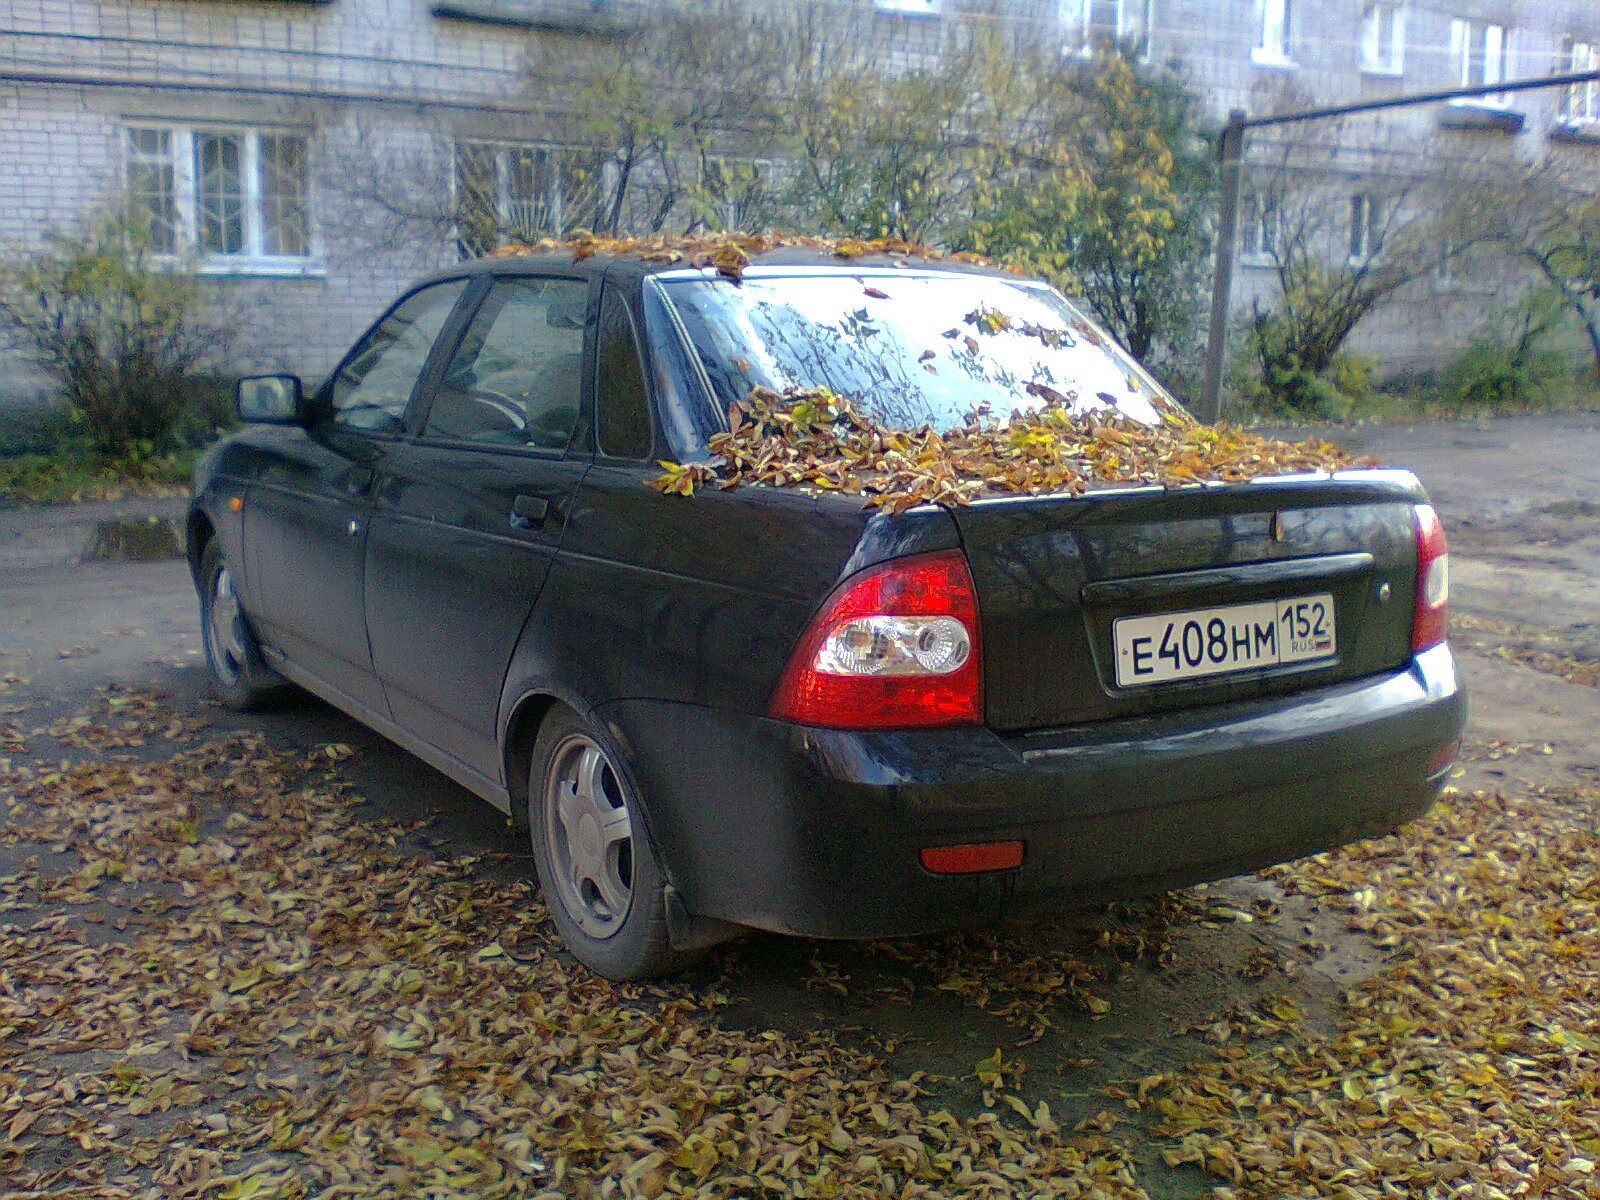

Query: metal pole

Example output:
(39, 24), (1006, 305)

(1198, 109), (1246, 426)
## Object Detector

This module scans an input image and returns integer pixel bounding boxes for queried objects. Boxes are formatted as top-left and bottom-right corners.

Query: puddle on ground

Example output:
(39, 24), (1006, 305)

(85, 517), (183, 562)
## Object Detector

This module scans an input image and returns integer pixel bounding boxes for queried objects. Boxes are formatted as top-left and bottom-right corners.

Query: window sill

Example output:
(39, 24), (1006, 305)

(1550, 120), (1600, 145)
(1438, 103), (1525, 134)
(1249, 48), (1297, 70)
(1358, 64), (1405, 79)
(197, 259), (328, 279)
(872, 2), (941, 17)
(430, 0), (634, 36)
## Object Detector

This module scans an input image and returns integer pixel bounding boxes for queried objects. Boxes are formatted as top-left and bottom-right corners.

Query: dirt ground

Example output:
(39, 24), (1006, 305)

(1, 412), (1597, 1198)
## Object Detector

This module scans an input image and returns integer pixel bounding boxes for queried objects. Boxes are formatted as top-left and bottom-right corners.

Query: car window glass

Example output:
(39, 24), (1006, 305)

(331, 280), (467, 434)
(425, 277), (587, 451)
(596, 286), (653, 460)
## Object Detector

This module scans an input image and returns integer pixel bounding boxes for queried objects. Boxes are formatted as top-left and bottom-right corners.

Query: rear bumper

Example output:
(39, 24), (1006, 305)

(597, 644), (1465, 939)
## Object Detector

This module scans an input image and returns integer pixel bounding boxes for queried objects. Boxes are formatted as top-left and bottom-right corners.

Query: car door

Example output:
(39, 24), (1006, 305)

(364, 272), (594, 781)
(245, 277), (470, 714)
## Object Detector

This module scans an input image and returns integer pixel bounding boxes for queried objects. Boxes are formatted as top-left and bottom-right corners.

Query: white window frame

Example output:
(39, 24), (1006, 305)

(874, 0), (938, 14)
(121, 124), (318, 276)
(1239, 192), (1281, 267)
(452, 140), (565, 257)
(1359, 3), (1406, 76)
(1348, 194), (1384, 263)
(1251, 0), (1294, 68)
(1449, 18), (1513, 108)
(1561, 38), (1600, 125)
(1060, 0), (1132, 56)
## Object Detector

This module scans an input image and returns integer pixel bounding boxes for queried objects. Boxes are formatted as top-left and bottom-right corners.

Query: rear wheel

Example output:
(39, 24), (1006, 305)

(199, 539), (289, 711)
(528, 707), (687, 980)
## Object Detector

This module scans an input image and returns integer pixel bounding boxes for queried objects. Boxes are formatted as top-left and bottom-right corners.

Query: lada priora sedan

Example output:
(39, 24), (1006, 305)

(188, 244), (1464, 979)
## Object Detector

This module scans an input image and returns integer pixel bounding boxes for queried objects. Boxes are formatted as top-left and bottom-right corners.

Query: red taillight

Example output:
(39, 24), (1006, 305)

(1413, 504), (1449, 652)
(769, 550), (983, 729)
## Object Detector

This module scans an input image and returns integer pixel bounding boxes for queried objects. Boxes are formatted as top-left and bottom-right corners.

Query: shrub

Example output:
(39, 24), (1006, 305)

(1437, 289), (1569, 414)
(0, 215), (235, 460)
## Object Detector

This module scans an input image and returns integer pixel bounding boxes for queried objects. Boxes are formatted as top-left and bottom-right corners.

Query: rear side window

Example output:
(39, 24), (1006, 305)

(425, 277), (587, 451)
(596, 285), (653, 460)
(331, 279), (467, 434)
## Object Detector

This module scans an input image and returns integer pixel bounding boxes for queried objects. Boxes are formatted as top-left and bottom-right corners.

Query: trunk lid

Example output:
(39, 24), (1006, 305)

(951, 470), (1427, 733)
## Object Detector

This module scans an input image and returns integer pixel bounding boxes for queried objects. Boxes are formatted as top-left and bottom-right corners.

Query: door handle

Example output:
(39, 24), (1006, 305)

(509, 494), (549, 529)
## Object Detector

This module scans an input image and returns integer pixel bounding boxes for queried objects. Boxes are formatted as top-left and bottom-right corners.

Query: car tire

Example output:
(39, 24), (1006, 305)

(528, 707), (691, 981)
(199, 539), (290, 711)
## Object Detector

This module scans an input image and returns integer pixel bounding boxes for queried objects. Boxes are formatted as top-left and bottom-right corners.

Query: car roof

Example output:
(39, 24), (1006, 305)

(408, 242), (1029, 291)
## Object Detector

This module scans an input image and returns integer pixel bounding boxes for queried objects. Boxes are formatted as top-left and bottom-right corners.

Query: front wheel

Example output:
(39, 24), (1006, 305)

(528, 707), (688, 981)
(199, 539), (289, 711)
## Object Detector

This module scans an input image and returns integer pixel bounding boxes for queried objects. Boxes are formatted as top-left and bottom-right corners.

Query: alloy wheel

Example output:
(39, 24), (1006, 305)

(543, 734), (635, 940)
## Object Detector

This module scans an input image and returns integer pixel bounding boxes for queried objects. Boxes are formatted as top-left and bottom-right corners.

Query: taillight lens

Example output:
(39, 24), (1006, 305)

(1413, 504), (1449, 652)
(770, 550), (983, 729)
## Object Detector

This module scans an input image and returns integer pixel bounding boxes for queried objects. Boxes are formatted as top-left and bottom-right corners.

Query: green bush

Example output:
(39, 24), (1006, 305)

(0, 214), (235, 460)
(1437, 290), (1570, 414)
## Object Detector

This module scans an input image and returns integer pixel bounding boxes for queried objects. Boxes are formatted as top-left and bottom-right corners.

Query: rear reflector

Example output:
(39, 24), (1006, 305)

(1412, 504), (1450, 653)
(1427, 741), (1460, 776)
(919, 841), (1024, 874)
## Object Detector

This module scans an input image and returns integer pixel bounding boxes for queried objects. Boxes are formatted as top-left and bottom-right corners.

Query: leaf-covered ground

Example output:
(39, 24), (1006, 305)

(3, 678), (1598, 1198)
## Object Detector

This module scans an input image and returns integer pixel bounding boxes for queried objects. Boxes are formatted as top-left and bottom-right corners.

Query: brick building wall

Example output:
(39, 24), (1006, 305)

(1, 0), (1597, 387)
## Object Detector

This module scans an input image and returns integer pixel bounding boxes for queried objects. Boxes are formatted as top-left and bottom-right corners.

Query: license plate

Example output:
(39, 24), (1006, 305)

(1113, 594), (1337, 687)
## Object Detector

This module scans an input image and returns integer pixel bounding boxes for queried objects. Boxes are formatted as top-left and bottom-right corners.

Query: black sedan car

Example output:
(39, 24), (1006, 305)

(189, 246), (1464, 979)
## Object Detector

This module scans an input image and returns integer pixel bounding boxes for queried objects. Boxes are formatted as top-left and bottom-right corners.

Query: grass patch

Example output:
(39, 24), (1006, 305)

(0, 449), (193, 507)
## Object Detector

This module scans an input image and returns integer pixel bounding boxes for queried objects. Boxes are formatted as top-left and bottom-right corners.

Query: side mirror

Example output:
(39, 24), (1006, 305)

(236, 375), (306, 424)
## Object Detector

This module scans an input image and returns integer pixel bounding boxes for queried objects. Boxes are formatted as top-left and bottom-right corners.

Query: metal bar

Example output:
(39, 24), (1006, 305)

(1242, 70), (1600, 130)
(1196, 69), (1600, 424)
(1197, 110), (1246, 426)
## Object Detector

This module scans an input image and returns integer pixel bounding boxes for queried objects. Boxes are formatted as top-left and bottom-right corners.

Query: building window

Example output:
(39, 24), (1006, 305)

(1450, 19), (1511, 104)
(1239, 193), (1280, 265)
(124, 128), (180, 254)
(122, 125), (314, 271)
(874, 0), (938, 14)
(1359, 3), (1405, 75)
(1561, 39), (1600, 124)
(1060, 0), (1154, 56)
(1349, 194), (1384, 261)
(1251, 0), (1293, 66)
(455, 141), (563, 258)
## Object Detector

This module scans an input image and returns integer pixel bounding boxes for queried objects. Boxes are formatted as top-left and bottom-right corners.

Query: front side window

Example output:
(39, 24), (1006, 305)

(455, 142), (563, 258)
(1360, 3), (1406, 75)
(331, 280), (468, 435)
(1450, 19), (1511, 102)
(1563, 39), (1600, 123)
(660, 271), (1180, 440)
(426, 277), (587, 451)
(1253, 0), (1292, 65)
(122, 125), (313, 269)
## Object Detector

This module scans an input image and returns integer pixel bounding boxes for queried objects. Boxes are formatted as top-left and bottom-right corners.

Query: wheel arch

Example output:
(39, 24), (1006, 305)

(187, 508), (216, 588)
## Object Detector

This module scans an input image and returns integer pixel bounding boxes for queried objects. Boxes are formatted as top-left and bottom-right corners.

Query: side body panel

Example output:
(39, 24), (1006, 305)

(241, 426), (389, 712)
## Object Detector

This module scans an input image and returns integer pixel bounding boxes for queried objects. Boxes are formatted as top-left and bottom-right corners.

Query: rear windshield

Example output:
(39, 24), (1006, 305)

(656, 271), (1181, 436)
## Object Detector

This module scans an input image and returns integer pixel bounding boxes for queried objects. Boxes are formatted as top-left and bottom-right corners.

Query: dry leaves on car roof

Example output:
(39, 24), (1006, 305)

(488, 231), (1001, 281)
(650, 387), (1368, 513)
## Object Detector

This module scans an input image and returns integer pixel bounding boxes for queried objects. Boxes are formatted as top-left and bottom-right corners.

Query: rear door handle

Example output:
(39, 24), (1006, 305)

(510, 494), (549, 529)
